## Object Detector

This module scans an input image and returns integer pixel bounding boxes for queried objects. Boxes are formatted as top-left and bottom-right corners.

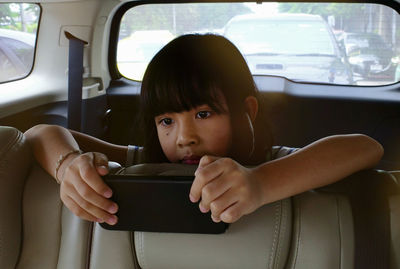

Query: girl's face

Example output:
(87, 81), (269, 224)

(154, 102), (232, 164)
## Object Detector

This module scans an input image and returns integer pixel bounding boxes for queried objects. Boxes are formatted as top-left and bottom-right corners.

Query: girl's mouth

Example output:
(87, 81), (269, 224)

(181, 156), (201, 165)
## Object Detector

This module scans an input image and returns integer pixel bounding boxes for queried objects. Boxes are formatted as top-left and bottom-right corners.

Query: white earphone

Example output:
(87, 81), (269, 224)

(246, 113), (255, 157)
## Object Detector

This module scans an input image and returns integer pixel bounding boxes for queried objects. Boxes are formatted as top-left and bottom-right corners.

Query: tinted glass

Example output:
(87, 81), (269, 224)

(117, 3), (400, 86)
(0, 3), (39, 83)
(225, 19), (335, 55)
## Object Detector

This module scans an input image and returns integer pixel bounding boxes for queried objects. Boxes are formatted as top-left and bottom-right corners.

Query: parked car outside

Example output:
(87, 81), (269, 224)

(117, 30), (175, 81)
(336, 32), (397, 81)
(223, 13), (354, 85)
(0, 28), (36, 83)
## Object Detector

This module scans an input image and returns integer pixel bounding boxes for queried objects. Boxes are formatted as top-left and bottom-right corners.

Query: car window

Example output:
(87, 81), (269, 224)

(0, 48), (19, 81)
(116, 2), (399, 87)
(0, 3), (39, 83)
(224, 17), (335, 55)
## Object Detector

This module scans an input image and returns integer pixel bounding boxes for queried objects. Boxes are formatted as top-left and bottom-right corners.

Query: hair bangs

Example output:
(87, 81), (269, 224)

(143, 60), (227, 117)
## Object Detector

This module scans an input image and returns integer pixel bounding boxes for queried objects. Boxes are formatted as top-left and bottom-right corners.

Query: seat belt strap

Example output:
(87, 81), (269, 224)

(64, 31), (88, 131)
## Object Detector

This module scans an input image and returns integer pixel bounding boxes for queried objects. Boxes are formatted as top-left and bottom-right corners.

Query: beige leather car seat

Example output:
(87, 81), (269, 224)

(0, 126), (398, 269)
(0, 126), (31, 269)
(0, 126), (92, 269)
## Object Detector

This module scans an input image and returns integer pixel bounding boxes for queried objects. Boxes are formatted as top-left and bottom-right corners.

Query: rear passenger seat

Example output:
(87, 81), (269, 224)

(0, 126), (398, 269)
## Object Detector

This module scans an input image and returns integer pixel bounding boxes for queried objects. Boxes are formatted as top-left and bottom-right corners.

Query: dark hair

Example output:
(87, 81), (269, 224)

(139, 34), (272, 164)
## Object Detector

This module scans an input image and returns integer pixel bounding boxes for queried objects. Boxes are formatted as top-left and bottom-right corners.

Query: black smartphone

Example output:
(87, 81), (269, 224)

(100, 174), (228, 234)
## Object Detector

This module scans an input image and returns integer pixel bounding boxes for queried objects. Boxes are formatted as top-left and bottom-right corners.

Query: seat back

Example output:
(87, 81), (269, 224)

(0, 126), (91, 269)
(0, 127), (31, 269)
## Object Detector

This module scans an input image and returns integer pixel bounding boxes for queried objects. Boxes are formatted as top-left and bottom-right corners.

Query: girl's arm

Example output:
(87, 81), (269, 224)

(69, 129), (128, 164)
(24, 124), (127, 225)
(190, 134), (383, 223)
(24, 124), (128, 178)
(253, 134), (383, 205)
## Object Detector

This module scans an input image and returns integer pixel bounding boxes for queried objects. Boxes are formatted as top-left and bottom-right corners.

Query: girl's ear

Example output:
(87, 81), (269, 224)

(244, 96), (258, 123)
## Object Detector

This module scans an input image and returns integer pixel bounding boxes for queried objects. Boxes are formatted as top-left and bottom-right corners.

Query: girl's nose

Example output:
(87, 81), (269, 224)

(176, 122), (199, 147)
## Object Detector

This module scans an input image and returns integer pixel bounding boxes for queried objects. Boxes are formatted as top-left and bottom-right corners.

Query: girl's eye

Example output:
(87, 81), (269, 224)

(196, 111), (211, 119)
(159, 118), (173, 126)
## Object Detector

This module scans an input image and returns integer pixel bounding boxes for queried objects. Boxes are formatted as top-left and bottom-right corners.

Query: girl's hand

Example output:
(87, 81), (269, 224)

(189, 155), (264, 223)
(59, 152), (119, 225)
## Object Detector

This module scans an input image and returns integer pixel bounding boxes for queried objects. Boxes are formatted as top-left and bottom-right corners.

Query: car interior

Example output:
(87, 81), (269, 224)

(0, 0), (399, 269)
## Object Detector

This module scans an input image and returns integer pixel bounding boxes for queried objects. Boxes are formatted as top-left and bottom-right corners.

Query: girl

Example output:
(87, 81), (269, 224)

(25, 34), (383, 226)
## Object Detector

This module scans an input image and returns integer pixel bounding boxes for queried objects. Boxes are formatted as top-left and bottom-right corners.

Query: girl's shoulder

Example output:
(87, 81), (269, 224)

(268, 146), (299, 161)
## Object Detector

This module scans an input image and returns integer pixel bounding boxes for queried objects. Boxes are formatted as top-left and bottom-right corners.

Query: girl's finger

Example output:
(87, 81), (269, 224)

(93, 152), (109, 167)
(190, 156), (224, 202)
(78, 153), (113, 198)
(96, 165), (109, 176)
(211, 215), (221, 223)
(205, 189), (240, 220)
(61, 192), (101, 223)
(220, 202), (244, 223)
(93, 152), (109, 176)
(67, 184), (117, 225)
(196, 155), (220, 172)
(68, 173), (118, 214)
(198, 175), (232, 211)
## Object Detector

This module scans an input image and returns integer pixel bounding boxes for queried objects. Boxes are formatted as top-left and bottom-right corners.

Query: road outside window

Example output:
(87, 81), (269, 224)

(117, 3), (400, 86)
(0, 3), (39, 83)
